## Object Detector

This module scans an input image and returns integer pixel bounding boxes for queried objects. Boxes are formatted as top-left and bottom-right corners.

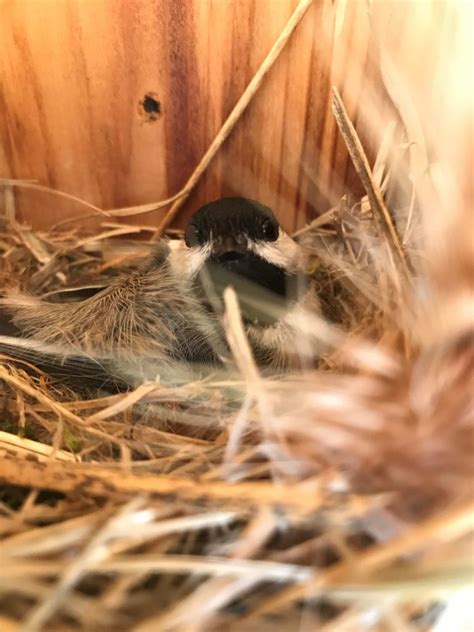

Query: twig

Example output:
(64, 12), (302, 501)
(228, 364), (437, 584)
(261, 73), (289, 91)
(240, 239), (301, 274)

(223, 288), (261, 387)
(0, 179), (109, 217)
(0, 455), (324, 510)
(102, 191), (186, 218)
(85, 383), (160, 423)
(292, 206), (339, 238)
(0, 431), (77, 463)
(3, 554), (314, 583)
(3, 185), (16, 223)
(330, 88), (409, 278)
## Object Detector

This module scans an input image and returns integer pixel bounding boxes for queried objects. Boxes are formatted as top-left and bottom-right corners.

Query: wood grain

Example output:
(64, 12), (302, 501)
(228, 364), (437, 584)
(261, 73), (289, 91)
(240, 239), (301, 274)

(0, 0), (452, 232)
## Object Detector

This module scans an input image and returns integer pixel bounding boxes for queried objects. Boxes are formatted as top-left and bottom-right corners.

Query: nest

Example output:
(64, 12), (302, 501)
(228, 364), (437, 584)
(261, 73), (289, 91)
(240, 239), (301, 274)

(0, 5), (473, 631)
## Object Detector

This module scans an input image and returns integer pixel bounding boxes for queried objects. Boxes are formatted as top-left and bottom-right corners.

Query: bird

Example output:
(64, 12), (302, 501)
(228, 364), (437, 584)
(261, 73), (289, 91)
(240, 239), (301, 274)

(0, 197), (320, 391)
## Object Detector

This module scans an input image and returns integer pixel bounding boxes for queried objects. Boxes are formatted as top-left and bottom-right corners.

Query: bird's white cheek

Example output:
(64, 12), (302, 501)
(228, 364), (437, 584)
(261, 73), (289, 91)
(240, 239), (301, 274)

(249, 233), (305, 271)
(168, 242), (212, 279)
(187, 245), (212, 276)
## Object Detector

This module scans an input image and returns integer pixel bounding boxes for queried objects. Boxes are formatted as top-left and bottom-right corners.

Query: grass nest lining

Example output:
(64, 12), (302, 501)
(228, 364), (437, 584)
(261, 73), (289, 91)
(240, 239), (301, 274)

(0, 81), (473, 632)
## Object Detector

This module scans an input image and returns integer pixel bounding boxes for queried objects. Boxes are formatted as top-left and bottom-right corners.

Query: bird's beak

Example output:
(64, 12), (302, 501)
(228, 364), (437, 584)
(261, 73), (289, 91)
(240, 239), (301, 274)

(211, 236), (247, 259)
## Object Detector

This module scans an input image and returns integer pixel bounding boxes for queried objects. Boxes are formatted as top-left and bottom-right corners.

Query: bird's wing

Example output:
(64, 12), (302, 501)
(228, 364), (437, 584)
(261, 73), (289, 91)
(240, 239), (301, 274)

(0, 240), (176, 355)
(0, 335), (129, 392)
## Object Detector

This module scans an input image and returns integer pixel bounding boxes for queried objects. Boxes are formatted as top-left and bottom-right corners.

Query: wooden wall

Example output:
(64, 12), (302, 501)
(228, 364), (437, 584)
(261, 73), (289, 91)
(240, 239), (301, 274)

(0, 0), (455, 232)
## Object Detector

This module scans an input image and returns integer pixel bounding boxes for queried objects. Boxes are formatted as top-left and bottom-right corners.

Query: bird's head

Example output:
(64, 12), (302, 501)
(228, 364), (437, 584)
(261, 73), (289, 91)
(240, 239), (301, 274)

(179, 197), (309, 325)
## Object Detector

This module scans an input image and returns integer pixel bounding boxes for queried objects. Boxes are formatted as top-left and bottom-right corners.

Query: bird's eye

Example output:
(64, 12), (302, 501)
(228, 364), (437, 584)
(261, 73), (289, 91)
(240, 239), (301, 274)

(185, 223), (203, 247)
(261, 219), (279, 242)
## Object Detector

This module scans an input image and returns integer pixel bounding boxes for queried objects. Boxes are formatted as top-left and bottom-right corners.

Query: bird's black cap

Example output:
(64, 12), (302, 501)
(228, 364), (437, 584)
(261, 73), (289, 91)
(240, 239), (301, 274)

(185, 197), (280, 247)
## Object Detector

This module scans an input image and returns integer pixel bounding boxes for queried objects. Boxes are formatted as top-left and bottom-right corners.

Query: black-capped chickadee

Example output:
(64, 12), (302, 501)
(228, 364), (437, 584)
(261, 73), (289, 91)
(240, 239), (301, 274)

(0, 198), (320, 391)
